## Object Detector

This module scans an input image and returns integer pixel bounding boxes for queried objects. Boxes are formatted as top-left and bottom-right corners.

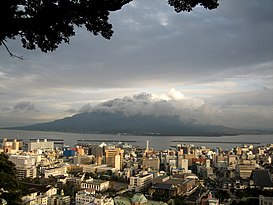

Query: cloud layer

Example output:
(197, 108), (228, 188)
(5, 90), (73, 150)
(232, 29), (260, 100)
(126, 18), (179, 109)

(0, 0), (272, 129)
(70, 88), (273, 129)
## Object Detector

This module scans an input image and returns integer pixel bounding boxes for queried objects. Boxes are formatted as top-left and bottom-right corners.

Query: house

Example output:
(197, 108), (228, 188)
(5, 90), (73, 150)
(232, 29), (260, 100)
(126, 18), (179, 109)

(21, 184), (57, 205)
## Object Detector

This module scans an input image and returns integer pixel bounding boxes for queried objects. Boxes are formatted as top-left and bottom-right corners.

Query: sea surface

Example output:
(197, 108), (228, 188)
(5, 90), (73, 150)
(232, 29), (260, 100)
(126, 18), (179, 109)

(0, 129), (272, 150)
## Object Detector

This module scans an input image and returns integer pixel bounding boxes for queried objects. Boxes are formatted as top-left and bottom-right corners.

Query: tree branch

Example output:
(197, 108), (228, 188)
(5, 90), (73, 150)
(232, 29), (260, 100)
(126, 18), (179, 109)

(1, 40), (25, 60)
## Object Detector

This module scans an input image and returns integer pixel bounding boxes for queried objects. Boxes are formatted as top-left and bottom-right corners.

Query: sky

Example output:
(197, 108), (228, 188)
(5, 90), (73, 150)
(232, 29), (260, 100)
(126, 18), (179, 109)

(0, 0), (272, 129)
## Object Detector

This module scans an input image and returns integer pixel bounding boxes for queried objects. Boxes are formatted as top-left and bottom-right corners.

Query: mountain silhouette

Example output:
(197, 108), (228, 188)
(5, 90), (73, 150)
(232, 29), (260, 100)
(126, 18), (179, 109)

(8, 111), (263, 136)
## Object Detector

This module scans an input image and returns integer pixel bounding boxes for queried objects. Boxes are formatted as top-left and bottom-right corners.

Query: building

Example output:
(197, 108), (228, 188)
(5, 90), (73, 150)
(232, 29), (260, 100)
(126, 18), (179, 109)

(48, 191), (70, 205)
(94, 195), (114, 205)
(75, 190), (95, 205)
(81, 178), (110, 192)
(208, 198), (219, 205)
(36, 195), (48, 205)
(184, 154), (197, 167)
(236, 164), (256, 179)
(21, 184), (57, 205)
(63, 147), (76, 157)
(114, 196), (131, 205)
(28, 139), (54, 152)
(9, 155), (37, 179)
(183, 187), (208, 205)
(114, 154), (121, 171)
(77, 146), (85, 156)
(114, 195), (167, 205)
(131, 193), (148, 205)
(129, 171), (153, 192)
(178, 158), (188, 171)
(81, 164), (115, 173)
(149, 176), (196, 199)
(88, 145), (103, 157)
(43, 165), (68, 178)
(73, 155), (93, 165)
(2, 139), (21, 153)
(142, 157), (160, 171)
(105, 148), (124, 170)
(259, 195), (273, 205)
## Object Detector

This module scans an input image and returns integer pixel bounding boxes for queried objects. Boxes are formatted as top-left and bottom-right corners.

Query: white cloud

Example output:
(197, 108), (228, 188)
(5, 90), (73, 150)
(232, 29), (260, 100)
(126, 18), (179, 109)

(71, 89), (222, 126)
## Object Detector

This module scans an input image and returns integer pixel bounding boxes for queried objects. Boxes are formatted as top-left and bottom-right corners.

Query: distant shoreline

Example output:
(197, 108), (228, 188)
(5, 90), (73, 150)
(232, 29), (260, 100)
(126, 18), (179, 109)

(171, 140), (260, 144)
(1, 128), (272, 137)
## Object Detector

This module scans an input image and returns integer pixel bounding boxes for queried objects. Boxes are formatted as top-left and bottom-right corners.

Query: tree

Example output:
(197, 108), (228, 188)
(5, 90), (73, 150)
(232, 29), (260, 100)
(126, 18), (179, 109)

(0, 0), (218, 54)
(0, 153), (22, 205)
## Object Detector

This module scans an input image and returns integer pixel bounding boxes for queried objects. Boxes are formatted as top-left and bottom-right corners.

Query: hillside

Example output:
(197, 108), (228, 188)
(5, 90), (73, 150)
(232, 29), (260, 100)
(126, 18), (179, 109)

(8, 111), (265, 136)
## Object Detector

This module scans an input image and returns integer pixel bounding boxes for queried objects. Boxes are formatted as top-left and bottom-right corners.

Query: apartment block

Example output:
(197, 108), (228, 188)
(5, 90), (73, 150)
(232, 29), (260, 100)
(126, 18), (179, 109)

(9, 155), (37, 179)
(129, 171), (153, 192)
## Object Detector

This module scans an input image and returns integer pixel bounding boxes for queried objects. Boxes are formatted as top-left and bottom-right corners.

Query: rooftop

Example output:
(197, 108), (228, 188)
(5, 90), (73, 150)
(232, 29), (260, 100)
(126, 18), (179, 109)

(251, 169), (273, 187)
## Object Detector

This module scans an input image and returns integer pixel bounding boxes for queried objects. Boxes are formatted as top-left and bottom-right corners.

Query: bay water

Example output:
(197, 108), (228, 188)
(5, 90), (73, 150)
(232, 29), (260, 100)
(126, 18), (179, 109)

(0, 129), (272, 150)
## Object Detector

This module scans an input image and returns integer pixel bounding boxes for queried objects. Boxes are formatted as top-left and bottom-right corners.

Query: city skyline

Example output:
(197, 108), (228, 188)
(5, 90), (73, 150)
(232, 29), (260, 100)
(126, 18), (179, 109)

(0, 0), (272, 129)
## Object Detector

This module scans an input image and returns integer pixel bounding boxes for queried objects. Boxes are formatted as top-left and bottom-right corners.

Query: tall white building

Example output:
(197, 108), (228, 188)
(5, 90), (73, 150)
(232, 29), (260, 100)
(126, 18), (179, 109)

(115, 154), (121, 171)
(178, 158), (188, 171)
(9, 155), (37, 179)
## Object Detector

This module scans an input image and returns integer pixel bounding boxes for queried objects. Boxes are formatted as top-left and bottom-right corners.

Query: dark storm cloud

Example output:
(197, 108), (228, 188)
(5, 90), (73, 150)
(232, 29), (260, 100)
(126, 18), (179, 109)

(12, 102), (38, 112)
(1, 0), (272, 88)
(0, 0), (272, 128)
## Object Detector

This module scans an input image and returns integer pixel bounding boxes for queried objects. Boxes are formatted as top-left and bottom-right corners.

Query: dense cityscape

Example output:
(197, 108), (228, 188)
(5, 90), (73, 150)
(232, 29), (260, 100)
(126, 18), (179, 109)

(0, 137), (273, 205)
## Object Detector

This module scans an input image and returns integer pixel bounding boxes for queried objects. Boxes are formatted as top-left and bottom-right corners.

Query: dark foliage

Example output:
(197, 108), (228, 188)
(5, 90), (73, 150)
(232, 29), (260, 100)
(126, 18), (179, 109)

(235, 188), (273, 198)
(0, 153), (22, 205)
(168, 0), (218, 12)
(0, 0), (218, 52)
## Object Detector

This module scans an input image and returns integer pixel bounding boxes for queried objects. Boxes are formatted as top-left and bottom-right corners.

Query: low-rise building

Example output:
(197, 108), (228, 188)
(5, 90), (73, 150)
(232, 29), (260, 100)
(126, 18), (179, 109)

(21, 184), (57, 205)
(28, 139), (54, 152)
(129, 171), (153, 192)
(236, 164), (256, 179)
(81, 178), (110, 192)
(149, 176), (196, 200)
(76, 190), (95, 205)
(48, 192), (70, 205)
(94, 195), (114, 205)
(259, 195), (273, 205)
(43, 164), (68, 178)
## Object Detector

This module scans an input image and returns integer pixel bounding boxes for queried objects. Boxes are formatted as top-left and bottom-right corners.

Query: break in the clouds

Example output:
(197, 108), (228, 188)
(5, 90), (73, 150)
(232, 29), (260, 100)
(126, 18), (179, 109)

(0, 0), (272, 129)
